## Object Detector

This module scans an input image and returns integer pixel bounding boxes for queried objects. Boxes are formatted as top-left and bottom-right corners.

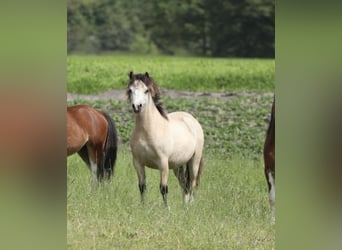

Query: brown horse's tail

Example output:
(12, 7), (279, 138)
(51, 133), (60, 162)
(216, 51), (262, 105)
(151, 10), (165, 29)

(102, 112), (118, 180)
(266, 98), (275, 141)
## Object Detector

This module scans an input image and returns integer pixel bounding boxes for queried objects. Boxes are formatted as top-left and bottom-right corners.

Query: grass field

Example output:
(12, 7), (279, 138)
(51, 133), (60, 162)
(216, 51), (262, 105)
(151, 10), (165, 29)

(67, 55), (275, 249)
(67, 55), (274, 94)
(67, 150), (274, 249)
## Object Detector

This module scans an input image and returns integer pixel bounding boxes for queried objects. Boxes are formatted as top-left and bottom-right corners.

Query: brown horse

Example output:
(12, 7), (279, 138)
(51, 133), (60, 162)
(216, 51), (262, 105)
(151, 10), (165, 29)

(67, 105), (118, 184)
(264, 97), (275, 223)
(127, 72), (204, 206)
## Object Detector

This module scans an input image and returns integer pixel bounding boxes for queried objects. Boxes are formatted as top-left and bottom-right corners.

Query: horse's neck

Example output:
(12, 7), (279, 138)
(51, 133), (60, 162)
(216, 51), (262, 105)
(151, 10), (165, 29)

(134, 97), (167, 132)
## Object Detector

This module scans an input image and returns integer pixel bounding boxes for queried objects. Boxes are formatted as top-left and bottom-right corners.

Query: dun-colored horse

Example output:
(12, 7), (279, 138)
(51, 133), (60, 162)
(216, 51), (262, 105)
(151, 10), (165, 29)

(264, 97), (275, 223)
(127, 72), (204, 206)
(67, 105), (118, 184)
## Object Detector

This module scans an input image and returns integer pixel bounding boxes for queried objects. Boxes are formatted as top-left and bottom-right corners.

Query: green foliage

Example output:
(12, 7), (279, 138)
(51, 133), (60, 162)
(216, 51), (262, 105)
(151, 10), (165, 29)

(67, 93), (273, 160)
(130, 34), (159, 55)
(67, 55), (275, 94)
(67, 0), (274, 57)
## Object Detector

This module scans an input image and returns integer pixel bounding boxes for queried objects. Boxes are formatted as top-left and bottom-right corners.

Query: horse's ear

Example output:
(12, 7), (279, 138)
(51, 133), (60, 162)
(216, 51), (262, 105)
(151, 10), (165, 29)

(145, 72), (149, 78)
(129, 71), (134, 79)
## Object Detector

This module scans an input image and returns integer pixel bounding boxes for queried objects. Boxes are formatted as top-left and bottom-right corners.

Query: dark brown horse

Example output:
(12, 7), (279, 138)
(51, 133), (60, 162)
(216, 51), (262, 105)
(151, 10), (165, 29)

(67, 105), (118, 184)
(264, 97), (275, 223)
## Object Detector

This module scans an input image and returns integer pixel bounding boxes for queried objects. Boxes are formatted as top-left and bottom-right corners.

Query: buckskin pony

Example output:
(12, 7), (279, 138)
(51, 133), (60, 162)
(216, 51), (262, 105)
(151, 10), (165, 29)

(127, 72), (204, 206)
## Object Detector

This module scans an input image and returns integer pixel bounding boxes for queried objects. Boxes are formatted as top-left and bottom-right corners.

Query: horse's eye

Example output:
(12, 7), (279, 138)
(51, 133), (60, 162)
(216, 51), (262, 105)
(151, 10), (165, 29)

(145, 89), (149, 94)
(128, 89), (132, 94)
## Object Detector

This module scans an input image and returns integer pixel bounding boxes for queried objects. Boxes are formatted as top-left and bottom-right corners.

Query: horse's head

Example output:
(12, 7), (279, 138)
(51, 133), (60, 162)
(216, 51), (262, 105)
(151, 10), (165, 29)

(127, 71), (167, 118)
(127, 71), (153, 113)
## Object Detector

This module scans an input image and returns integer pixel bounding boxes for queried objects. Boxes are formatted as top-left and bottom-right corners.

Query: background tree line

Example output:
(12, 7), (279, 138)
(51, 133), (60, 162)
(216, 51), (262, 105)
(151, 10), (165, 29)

(67, 0), (274, 58)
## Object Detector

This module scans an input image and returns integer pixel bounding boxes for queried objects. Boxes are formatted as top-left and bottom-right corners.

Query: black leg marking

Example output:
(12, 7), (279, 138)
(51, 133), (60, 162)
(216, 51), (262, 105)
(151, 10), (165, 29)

(139, 183), (146, 203)
(160, 184), (168, 205)
(139, 183), (146, 194)
(160, 184), (168, 195)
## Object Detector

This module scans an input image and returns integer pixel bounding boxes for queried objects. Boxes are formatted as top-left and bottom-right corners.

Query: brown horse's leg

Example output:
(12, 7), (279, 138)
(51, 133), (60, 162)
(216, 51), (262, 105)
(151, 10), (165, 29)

(86, 144), (99, 187)
(77, 146), (90, 168)
(270, 172), (275, 223)
(265, 167), (275, 223)
(264, 140), (275, 223)
(95, 145), (105, 182)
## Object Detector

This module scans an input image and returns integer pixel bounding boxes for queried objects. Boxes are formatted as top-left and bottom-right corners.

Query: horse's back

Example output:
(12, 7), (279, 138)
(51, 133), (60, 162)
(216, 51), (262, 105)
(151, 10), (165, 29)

(68, 105), (108, 138)
(169, 111), (204, 140)
(67, 106), (90, 155)
(67, 105), (108, 154)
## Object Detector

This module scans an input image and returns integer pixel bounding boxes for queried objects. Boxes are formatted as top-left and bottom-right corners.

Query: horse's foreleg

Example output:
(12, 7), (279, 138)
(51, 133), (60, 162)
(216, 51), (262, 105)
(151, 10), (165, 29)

(159, 162), (169, 207)
(133, 159), (146, 203)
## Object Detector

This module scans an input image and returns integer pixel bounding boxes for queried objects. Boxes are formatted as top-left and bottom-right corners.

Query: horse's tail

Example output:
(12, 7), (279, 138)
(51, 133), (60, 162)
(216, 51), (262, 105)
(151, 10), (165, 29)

(266, 97), (275, 140)
(195, 157), (204, 187)
(196, 156), (204, 186)
(102, 112), (118, 180)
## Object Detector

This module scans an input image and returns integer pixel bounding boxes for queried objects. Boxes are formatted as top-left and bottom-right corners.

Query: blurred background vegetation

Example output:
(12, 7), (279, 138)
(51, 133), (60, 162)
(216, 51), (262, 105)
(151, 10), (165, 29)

(67, 0), (274, 58)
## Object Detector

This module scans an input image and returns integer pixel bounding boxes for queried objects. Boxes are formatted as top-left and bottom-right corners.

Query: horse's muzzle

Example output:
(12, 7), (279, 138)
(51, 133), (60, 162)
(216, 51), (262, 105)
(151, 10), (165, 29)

(132, 104), (142, 113)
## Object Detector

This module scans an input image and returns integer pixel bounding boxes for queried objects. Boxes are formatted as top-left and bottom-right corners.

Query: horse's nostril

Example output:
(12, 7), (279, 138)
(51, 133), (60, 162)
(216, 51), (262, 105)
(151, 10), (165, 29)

(132, 104), (141, 113)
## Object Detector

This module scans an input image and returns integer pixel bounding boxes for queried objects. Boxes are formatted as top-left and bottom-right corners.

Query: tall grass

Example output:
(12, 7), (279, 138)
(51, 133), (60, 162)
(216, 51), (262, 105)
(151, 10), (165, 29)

(67, 55), (274, 94)
(67, 149), (275, 249)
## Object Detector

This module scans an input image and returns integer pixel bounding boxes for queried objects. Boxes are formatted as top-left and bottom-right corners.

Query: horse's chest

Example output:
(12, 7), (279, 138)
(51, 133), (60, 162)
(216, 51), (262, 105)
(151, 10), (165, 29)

(131, 135), (160, 168)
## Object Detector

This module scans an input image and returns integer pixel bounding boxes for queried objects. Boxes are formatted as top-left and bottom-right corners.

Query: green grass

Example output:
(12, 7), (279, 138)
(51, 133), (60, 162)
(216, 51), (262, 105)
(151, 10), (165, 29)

(67, 149), (275, 249)
(67, 55), (274, 94)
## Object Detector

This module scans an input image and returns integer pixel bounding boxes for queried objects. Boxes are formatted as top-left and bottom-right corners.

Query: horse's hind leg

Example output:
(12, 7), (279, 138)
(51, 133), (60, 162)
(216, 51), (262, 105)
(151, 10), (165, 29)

(173, 166), (187, 190)
(174, 166), (192, 203)
(85, 144), (100, 188)
(184, 163), (194, 203)
(173, 166), (190, 203)
(186, 156), (203, 203)
(95, 145), (106, 182)
(77, 144), (98, 188)
(78, 146), (90, 167)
